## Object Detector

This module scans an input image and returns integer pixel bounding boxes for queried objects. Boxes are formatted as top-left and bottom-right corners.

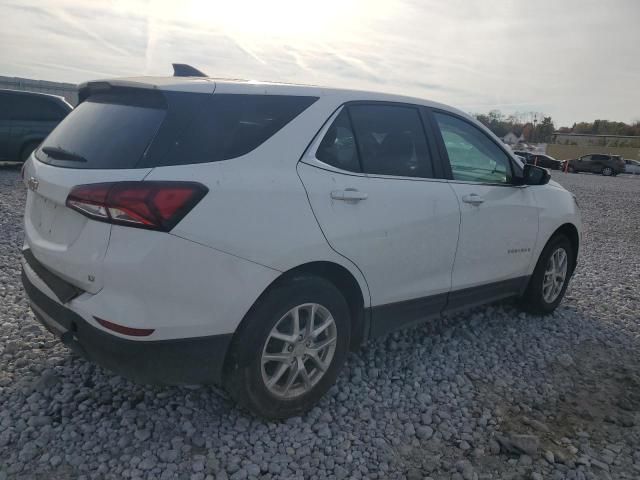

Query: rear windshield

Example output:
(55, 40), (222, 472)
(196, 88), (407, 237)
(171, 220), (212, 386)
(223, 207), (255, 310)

(36, 89), (317, 169)
(37, 91), (166, 169)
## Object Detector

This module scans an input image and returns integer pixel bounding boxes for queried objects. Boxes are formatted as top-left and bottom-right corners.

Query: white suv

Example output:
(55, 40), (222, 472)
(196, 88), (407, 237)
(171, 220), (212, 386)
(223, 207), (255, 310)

(21, 72), (581, 418)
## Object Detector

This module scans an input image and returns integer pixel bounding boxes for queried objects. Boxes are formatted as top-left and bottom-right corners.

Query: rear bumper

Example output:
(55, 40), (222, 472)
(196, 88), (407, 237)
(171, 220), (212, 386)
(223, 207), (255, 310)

(22, 268), (232, 385)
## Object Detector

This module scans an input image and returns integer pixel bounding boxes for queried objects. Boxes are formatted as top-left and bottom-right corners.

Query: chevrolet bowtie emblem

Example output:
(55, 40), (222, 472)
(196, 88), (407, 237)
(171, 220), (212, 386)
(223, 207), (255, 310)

(27, 176), (39, 192)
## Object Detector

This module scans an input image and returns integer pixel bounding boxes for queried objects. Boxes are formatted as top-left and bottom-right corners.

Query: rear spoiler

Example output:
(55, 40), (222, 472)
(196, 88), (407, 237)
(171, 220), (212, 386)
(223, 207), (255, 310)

(77, 82), (166, 106)
(78, 65), (212, 103)
(78, 81), (112, 103)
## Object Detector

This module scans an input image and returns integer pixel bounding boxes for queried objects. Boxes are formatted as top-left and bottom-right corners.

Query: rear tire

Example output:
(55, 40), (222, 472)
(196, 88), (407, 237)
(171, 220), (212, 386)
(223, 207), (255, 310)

(224, 275), (351, 419)
(521, 234), (574, 315)
(602, 167), (613, 176)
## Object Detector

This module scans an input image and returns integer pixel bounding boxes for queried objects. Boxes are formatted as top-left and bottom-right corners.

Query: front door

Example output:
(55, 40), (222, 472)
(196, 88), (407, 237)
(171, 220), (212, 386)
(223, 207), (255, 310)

(431, 110), (539, 302)
(298, 104), (460, 333)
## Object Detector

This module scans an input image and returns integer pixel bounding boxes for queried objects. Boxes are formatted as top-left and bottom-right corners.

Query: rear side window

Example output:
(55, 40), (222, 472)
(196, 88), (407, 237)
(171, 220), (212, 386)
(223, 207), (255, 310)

(12, 95), (65, 121)
(38, 91), (166, 169)
(349, 104), (434, 178)
(158, 94), (317, 166)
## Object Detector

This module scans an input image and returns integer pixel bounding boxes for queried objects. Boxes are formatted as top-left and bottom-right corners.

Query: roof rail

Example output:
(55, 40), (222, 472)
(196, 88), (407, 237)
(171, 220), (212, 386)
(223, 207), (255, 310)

(172, 63), (207, 77)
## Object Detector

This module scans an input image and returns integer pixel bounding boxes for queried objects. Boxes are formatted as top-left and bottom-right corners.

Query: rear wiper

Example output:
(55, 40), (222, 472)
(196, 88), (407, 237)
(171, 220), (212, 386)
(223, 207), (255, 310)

(41, 146), (87, 163)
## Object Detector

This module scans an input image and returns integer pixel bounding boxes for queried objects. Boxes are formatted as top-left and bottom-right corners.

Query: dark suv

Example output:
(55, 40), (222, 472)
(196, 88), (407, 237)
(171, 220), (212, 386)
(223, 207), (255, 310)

(513, 151), (562, 170)
(567, 154), (625, 176)
(0, 89), (72, 164)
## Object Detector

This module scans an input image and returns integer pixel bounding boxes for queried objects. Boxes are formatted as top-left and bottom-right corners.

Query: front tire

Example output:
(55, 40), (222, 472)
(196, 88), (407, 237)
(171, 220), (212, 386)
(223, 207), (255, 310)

(224, 275), (351, 419)
(602, 167), (613, 176)
(521, 235), (574, 314)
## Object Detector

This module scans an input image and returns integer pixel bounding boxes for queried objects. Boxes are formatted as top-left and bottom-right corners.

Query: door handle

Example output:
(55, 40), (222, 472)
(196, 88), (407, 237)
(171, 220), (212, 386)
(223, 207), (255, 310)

(330, 188), (368, 202)
(462, 193), (484, 205)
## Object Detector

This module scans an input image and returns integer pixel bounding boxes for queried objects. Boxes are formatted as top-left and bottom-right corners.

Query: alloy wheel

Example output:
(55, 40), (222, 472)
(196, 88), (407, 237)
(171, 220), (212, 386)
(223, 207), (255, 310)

(261, 303), (337, 399)
(542, 247), (568, 303)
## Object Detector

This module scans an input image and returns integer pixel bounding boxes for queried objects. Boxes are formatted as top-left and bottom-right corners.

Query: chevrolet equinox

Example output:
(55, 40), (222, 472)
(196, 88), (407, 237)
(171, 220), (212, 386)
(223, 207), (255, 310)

(21, 70), (581, 418)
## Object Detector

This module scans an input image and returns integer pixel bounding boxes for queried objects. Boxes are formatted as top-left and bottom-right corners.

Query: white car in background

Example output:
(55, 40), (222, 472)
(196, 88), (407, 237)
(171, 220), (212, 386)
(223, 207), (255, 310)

(21, 67), (581, 418)
(624, 159), (640, 174)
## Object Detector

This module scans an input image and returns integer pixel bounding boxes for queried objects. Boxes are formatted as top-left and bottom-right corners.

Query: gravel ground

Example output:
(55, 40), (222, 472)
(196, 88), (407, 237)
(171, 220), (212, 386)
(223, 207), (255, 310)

(0, 168), (639, 480)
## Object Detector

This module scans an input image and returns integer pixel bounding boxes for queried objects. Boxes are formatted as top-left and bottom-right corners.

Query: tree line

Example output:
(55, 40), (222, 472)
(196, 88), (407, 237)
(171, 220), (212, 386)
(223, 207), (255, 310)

(473, 110), (640, 143)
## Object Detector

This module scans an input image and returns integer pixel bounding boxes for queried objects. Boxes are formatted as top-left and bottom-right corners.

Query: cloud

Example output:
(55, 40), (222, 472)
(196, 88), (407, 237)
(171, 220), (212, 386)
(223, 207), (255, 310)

(0, 0), (638, 126)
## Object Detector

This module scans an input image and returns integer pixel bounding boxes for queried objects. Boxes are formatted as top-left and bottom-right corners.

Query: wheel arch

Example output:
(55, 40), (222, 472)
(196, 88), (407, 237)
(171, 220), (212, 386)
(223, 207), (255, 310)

(223, 260), (369, 376)
(550, 223), (580, 274)
(278, 262), (368, 350)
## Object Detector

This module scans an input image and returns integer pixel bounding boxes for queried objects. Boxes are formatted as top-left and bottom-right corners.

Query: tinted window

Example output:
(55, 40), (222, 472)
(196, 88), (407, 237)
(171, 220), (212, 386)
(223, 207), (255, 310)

(316, 109), (360, 172)
(581, 155), (591, 161)
(434, 112), (512, 183)
(349, 105), (433, 178)
(12, 95), (65, 121)
(159, 94), (318, 166)
(38, 91), (167, 169)
(37, 91), (317, 169)
(0, 93), (13, 120)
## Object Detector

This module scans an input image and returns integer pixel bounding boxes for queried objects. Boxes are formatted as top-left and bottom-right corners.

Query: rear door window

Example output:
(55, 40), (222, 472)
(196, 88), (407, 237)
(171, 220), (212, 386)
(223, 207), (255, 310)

(348, 104), (434, 178)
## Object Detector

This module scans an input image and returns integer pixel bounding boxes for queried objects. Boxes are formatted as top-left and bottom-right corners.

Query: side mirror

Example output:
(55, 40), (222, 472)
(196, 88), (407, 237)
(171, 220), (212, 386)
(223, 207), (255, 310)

(521, 164), (550, 185)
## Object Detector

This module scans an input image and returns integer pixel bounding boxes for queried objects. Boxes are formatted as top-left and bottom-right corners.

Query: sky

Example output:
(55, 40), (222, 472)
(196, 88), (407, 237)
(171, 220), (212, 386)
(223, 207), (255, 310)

(1, 0), (638, 127)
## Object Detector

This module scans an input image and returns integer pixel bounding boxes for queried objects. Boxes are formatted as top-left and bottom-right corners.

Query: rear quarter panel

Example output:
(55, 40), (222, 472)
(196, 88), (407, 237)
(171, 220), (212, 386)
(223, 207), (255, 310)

(143, 96), (372, 307)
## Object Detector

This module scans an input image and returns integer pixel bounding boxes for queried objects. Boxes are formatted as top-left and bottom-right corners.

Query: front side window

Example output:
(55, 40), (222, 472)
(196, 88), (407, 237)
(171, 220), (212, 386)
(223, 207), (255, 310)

(316, 109), (360, 172)
(349, 105), (434, 178)
(434, 112), (512, 184)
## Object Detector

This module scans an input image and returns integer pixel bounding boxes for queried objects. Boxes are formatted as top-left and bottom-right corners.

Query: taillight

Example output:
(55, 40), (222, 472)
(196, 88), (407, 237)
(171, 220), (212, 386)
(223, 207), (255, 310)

(66, 181), (208, 231)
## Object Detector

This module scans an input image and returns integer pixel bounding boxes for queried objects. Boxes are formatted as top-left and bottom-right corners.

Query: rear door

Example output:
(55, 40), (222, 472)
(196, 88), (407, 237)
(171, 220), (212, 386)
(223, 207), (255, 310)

(23, 87), (189, 294)
(430, 110), (539, 298)
(298, 103), (460, 331)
